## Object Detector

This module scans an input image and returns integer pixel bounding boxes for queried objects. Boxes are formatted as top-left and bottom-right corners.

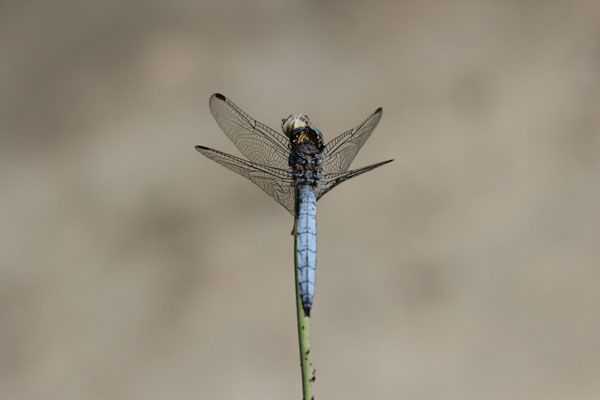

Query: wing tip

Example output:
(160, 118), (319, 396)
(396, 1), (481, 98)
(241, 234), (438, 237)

(213, 93), (226, 101)
(194, 145), (207, 152)
(376, 107), (383, 114)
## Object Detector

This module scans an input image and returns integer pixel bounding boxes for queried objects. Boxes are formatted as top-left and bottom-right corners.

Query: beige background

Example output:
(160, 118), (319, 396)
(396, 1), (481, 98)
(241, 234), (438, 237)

(2, 1), (600, 399)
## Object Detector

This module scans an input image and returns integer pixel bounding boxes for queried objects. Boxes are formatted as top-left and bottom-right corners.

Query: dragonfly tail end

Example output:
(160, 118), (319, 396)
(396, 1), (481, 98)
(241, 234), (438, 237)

(303, 305), (312, 317)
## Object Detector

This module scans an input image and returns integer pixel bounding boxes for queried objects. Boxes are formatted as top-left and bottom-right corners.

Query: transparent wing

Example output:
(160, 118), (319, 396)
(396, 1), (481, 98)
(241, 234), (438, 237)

(195, 145), (296, 214)
(320, 107), (383, 174)
(209, 93), (291, 169)
(316, 159), (393, 200)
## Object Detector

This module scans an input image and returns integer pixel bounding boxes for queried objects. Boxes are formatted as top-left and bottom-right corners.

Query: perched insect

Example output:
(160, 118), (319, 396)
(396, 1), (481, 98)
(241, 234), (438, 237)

(196, 94), (392, 315)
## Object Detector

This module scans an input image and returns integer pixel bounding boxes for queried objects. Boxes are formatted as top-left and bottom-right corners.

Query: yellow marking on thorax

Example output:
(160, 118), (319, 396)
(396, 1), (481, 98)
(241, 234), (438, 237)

(295, 130), (309, 145)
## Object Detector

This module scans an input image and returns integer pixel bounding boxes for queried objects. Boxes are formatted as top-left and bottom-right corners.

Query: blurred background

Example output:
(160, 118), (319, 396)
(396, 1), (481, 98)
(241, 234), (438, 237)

(2, 1), (600, 399)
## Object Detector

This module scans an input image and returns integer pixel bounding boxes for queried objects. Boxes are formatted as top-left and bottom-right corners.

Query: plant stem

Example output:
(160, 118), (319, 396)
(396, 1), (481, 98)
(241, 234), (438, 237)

(294, 228), (314, 399)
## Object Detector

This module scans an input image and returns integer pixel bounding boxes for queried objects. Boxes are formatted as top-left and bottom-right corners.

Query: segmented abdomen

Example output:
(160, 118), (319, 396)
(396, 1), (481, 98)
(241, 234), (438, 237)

(296, 185), (317, 316)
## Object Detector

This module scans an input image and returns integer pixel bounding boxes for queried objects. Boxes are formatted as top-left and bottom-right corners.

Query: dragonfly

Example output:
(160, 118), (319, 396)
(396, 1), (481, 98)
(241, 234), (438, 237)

(196, 93), (392, 316)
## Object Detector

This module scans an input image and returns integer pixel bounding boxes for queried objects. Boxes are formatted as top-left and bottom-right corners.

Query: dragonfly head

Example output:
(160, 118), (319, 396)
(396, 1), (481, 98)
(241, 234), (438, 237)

(282, 114), (324, 149)
(282, 114), (312, 137)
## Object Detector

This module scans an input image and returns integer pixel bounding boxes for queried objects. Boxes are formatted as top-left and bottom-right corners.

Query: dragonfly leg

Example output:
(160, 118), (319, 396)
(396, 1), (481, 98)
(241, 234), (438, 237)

(290, 219), (296, 236)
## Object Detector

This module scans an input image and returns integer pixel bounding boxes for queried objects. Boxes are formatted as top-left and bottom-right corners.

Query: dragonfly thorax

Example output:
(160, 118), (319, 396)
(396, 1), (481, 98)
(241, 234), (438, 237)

(289, 143), (323, 186)
(289, 126), (324, 150)
(285, 116), (324, 185)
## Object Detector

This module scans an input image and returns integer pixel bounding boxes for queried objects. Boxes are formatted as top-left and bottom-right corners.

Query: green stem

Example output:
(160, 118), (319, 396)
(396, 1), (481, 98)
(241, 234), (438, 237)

(294, 227), (314, 399)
